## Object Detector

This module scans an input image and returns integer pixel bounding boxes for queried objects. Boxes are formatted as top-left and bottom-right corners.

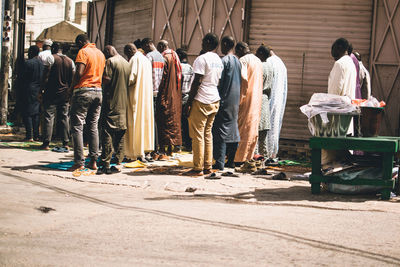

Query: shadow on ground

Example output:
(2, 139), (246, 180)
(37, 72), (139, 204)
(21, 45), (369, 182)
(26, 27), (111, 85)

(145, 185), (399, 204)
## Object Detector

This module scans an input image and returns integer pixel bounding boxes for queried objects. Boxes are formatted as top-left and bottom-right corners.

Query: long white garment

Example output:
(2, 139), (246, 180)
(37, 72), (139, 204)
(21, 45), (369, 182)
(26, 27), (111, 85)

(125, 52), (155, 158)
(327, 55), (357, 99)
(266, 55), (287, 158)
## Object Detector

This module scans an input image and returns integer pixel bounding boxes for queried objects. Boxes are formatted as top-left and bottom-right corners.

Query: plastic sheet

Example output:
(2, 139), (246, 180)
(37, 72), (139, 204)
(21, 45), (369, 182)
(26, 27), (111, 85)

(300, 93), (359, 136)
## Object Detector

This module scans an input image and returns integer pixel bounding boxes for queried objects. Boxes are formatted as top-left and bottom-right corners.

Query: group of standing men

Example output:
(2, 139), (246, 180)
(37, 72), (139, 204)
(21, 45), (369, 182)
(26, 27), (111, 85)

(19, 32), (288, 176)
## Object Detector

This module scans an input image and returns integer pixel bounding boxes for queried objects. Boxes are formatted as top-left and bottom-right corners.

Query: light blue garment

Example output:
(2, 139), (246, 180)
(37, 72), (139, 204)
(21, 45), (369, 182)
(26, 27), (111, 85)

(266, 54), (288, 157)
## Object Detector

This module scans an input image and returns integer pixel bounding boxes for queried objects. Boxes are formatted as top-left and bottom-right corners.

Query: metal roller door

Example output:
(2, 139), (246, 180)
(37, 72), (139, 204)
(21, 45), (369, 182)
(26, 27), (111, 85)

(112, 0), (153, 55)
(248, 0), (373, 140)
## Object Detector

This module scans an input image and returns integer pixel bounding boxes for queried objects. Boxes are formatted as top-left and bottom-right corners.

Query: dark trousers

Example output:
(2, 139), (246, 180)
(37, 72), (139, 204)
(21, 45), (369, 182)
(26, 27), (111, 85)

(23, 114), (40, 140)
(100, 125), (126, 168)
(42, 102), (70, 146)
(70, 90), (102, 166)
(213, 137), (238, 170)
(181, 109), (191, 150)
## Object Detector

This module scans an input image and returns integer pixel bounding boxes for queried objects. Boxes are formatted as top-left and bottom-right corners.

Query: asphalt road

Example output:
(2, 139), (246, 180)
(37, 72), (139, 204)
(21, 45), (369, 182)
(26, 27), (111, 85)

(1, 169), (400, 266)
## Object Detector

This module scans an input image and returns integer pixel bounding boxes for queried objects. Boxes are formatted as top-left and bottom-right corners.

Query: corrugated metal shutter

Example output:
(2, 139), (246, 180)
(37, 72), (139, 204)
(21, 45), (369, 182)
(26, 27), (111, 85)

(248, 0), (373, 140)
(112, 0), (153, 55)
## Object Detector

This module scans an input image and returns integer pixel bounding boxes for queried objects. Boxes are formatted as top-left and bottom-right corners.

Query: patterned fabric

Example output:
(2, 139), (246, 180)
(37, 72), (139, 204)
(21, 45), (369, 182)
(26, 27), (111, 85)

(181, 63), (194, 94)
(146, 50), (165, 94)
(266, 55), (288, 158)
(259, 60), (274, 131)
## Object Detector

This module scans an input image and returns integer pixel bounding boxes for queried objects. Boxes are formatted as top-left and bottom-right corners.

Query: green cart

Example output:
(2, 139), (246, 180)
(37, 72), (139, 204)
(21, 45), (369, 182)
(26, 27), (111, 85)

(309, 136), (400, 200)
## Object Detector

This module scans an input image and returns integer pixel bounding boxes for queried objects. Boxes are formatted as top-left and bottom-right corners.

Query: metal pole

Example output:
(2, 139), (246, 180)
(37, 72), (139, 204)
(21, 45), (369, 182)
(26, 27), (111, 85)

(0, 0), (10, 125)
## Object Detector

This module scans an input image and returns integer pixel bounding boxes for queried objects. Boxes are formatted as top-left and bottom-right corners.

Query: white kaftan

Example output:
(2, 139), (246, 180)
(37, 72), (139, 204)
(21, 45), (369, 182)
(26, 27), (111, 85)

(266, 54), (288, 158)
(125, 52), (155, 158)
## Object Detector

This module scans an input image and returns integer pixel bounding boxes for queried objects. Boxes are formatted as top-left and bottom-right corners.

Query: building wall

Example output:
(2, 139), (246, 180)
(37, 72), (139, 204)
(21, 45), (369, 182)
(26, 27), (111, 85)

(25, 0), (64, 48)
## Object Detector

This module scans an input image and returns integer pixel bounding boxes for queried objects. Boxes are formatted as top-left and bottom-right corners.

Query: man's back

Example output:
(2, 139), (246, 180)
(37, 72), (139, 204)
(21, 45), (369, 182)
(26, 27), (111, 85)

(46, 54), (74, 103)
(146, 50), (164, 94)
(103, 54), (130, 128)
(328, 55), (356, 98)
(75, 43), (106, 89)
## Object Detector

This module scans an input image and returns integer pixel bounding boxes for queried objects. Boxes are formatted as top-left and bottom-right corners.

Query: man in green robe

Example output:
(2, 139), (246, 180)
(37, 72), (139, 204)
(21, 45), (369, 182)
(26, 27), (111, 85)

(97, 45), (130, 174)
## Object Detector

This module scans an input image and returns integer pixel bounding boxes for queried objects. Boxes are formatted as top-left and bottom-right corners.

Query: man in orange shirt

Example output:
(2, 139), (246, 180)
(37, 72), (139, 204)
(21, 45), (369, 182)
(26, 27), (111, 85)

(68, 34), (106, 171)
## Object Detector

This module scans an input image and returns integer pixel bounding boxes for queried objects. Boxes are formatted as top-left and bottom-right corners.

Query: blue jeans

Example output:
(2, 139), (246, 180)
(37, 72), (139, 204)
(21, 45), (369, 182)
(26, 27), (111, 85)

(70, 89), (102, 166)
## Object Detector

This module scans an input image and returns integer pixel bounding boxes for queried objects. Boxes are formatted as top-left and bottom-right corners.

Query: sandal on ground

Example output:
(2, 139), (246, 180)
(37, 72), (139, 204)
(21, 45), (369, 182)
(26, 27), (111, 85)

(110, 166), (121, 173)
(272, 172), (289, 180)
(221, 171), (239, 177)
(204, 172), (221, 180)
(252, 168), (269, 175)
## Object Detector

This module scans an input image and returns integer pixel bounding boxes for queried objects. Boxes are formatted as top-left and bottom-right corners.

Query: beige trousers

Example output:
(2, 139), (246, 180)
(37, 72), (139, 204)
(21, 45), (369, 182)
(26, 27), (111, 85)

(188, 100), (220, 171)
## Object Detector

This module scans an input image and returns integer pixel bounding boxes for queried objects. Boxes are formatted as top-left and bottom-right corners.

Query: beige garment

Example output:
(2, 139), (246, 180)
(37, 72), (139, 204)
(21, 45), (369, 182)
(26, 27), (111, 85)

(234, 54), (263, 162)
(125, 52), (155, 159)
(328, 55), (357, 99)
(188, 100), (219, 171)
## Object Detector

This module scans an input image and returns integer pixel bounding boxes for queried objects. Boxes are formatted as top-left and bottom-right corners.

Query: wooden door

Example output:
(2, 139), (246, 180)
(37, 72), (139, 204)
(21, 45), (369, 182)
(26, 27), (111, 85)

(370, 0), (400, 136)
(87, 0), (108, 50)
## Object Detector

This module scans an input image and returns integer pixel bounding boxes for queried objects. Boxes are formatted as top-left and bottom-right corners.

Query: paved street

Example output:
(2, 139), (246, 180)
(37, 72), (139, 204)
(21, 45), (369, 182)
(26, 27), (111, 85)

(1, 144), (400, 266)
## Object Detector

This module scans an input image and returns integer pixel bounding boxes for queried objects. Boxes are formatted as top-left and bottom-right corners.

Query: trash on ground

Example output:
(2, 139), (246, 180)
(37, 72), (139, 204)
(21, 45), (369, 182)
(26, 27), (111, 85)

(36, 206), (56, 213)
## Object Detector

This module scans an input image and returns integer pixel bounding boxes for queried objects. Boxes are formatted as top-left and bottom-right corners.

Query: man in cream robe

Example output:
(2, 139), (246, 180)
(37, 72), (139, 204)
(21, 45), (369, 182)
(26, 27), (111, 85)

(124, 43), (154, 160)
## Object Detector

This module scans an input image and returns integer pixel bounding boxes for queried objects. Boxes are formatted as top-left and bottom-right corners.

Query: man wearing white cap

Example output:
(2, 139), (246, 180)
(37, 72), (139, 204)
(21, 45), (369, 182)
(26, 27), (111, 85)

(38, 39), (55, 68)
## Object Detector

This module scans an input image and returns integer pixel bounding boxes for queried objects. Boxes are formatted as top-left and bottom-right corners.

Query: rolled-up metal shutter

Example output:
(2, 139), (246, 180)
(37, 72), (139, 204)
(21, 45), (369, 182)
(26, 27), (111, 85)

(112, 0), (153, 55)
(248, 0), (373, 140)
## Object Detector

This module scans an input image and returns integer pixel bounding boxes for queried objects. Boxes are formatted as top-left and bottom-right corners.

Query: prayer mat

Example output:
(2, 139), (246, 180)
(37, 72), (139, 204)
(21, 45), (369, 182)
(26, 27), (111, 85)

(43, 159), (118, 171)
(0, 141), (42, 151)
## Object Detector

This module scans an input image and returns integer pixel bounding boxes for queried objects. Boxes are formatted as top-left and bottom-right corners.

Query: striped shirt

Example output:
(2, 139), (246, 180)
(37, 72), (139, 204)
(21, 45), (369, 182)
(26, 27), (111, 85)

(146, 50), (165, 94)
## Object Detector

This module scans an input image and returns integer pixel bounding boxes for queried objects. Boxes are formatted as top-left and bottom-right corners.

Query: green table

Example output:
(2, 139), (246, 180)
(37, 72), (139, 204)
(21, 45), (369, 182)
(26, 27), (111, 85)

(309, 136), (400, 200)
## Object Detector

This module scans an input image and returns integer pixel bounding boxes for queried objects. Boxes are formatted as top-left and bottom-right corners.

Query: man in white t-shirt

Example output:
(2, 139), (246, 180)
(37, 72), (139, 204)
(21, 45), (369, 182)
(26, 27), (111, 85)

(38, 39), (55, 68)
(184, 33), (223, 176)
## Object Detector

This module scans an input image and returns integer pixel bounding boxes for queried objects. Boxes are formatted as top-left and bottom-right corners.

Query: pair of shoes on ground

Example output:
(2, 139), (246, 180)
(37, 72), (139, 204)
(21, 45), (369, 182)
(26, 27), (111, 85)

(50, 146), (69, 153)
(235, 161), (258, 173)
(265, 157), (279, 166)
(96, 165), (121, 175)
(150, 152), (169, 161)
(205, 171), (240, 179)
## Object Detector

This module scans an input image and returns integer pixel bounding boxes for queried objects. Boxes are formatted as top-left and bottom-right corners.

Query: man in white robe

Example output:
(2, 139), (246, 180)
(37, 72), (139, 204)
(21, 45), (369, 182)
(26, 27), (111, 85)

(323, 38), (357, 165)
(266, 48), (288, 160)
(123, 43), (154, 160)
(328, 38), (356, 98)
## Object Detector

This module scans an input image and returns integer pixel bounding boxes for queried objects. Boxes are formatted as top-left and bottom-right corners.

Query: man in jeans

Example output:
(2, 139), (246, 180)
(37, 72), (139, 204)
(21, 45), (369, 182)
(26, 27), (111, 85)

(185, 33), (223, 176)
(40, 42), (75, 150)
(68, 34), (106, 171)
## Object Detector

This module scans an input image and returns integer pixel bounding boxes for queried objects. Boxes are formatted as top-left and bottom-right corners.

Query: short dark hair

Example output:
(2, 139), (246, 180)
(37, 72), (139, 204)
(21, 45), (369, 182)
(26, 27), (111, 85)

(256, 45), (271, 58)
(51, 42), (60, 54)
(75, 34), (89, 44)
(176, 48), (187, 61)
(332, 38), (349, 56)
(235, 41), (247, 51)
(28, 45), (40, 57)
(202, 33), (219, 51)
(134, 39), (142, 49)
(347, 42), (353, 55)
(141, 38), (153, 47)
(221, 36), (235, 51)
